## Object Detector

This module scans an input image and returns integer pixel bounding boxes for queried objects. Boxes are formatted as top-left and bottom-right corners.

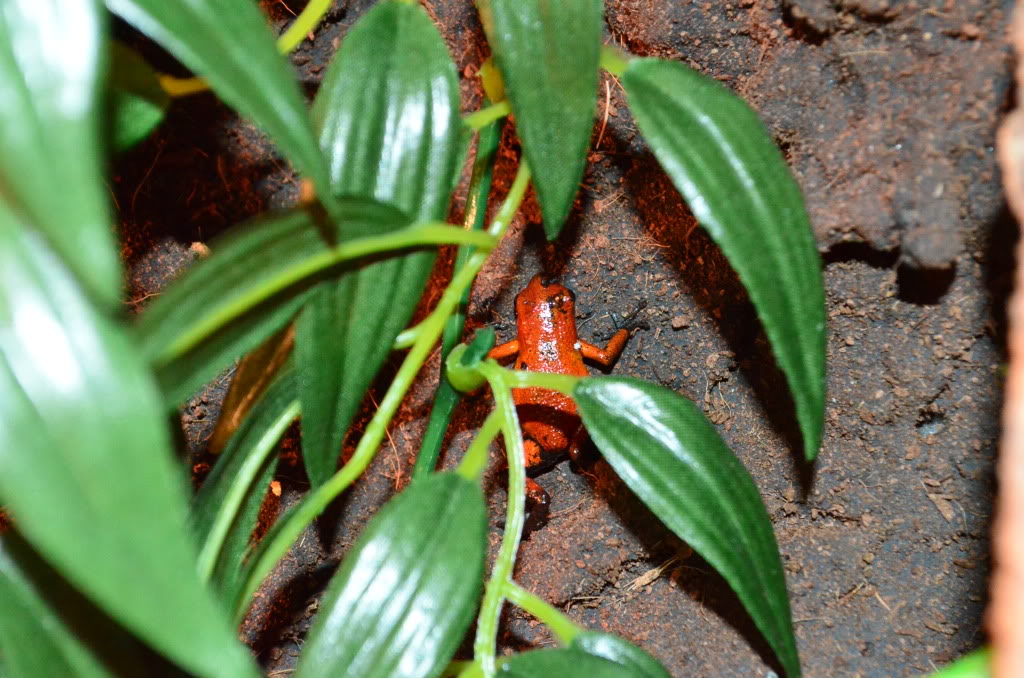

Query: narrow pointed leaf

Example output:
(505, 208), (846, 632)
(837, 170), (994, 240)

(499, 649), (634, 678)
(574, 377), (800, 677)
(571, 632), (671, 678)
(134, 200), (410, 404)
(105, 0), (333, 202)
(0, 0), (120, 306)
(193, 369), (298, 596)
(0, 212), (257, 678)
(486, 0), (602, 236)
(108, 41), (169, 151)
(294, 472), (486, 678)
(621, 57), (825, 460)
(299, 0), (461, 486)
(415, 117), (504, 481)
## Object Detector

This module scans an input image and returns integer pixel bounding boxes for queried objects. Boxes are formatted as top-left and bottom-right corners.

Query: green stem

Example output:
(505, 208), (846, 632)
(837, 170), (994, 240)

(414, 117), (505, 480)
(160, 1), (334, 98)
(599, 45), (630, 77)
(233, 163), (532, 619)
(504, 581), (581, 645)
(156, 224), (497, 365)
(464, 101), (511, 130)
(472, 367), (526, 678)
(456, 410), (502, 481)
(392, 323), (421, 350)
(276, 0), (331, 53)
(499, 369), (580, 396)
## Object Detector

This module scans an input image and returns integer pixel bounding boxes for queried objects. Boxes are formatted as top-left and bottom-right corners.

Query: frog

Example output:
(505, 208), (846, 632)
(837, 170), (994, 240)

(487, 274), (646, 534)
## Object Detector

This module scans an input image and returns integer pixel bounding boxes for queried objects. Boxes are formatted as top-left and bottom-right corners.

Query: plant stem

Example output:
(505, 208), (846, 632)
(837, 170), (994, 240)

(504, 580), (581, 646)
(499, 369), (580, 396)
(276, 0), (331, 53)
(415, 117), (504, 480)
(599, 45), (630, 77)
(472, 366), (526, 678)
(456, 410), (501, 482)
(158, 3), (332, 98)
(233, 163), (532, 619)
(157, 224), (497, 365)
(158, 74), (209, 97)
(464, 101), (511, 131)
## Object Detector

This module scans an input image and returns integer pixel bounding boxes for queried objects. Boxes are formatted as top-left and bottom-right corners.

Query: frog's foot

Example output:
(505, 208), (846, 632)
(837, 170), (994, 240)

(606, 300), (649, 339)
(523, 478), (551, 538)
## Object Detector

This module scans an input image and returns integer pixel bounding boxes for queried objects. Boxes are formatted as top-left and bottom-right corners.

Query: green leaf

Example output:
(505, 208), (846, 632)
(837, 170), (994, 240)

(574, 377), (800, 677)
(193, 369), (298, 595)
(0, 0), (120, 306)
(155, 285), (309, 408)
(135, 201), (408, 403)
(0, 211), (257, 678)
(485, 0), (602, 236)
(104, 0), (334, 204)
(0, 533), (169, 677)
(499, 649), (634, 678)
(415, 118), (503, 481)
(571, 632), (671, 678)
(108, 41), (169, 151)
(294, 472), (486, 678)
(0, 538), (112, 678)
(621, 57), (826, 461)
(299, 0), (461, 486)
(928, 648), (991, 678)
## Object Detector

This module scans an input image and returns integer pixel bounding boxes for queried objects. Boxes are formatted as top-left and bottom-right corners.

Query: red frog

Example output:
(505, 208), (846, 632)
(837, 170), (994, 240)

(487, 274), (646, 534)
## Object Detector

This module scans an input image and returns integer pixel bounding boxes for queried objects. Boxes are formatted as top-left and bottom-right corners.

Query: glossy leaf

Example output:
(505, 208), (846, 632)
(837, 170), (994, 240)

(135, 201), (408, 403)
(571, 632), (671, 678)
(621, 57), (825, 461)
(0, 0), (120, 306)
(104, 0), (334, 204)
(108, 41), (169, 151)
(486, 0), (602, 236)
(299, 0), (460, 486)
(193, 369), (298, 596)
(294, 472), (486, 678)
(499, 649), (634, 678)
(574, 377), (800, 677)
(0, 212), (257, 678)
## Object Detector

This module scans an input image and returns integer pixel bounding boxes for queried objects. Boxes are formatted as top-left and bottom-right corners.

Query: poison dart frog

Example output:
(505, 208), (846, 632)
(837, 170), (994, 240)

(487, 274), (647, 534)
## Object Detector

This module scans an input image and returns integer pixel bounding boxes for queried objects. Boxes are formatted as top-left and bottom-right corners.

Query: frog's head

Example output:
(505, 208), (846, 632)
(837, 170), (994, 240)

(515, 274), (576, 318)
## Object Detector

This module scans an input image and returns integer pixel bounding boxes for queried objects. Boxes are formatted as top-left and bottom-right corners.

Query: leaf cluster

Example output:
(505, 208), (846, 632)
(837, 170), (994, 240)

(0, 1), (840, 677)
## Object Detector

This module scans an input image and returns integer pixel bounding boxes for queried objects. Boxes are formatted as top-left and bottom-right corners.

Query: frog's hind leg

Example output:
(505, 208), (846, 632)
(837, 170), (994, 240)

(523, 439), (551, 537)
(524, 477), (551, 537)
(567, 426), (595, 465)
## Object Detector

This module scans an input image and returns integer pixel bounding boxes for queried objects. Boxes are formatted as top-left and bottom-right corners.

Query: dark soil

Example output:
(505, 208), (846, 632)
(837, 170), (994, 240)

(117, 1), (1014, 676)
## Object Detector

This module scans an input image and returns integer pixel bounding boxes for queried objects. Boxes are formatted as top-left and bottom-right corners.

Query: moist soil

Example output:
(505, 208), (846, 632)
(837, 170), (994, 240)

(116, 1), (1014, 676)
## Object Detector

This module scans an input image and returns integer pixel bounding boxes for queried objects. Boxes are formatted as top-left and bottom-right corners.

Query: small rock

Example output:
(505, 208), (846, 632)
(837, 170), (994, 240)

(670, 315), (691, 330)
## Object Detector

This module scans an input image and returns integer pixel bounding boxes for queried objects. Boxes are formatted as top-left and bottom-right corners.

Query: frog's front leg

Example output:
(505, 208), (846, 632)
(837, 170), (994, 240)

(580, 300), (649, 366)
(488, 339), (520, 361)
